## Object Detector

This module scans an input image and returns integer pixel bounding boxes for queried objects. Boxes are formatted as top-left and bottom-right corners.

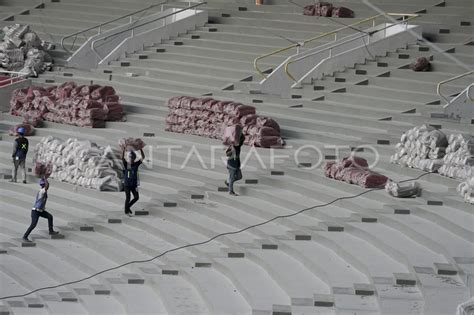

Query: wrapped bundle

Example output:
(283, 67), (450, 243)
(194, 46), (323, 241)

(0, 24), (52, 75)
(166, 96), (283, 148)
(385, 180), (421, 198)
(222, 125), (243, 146)
(439, 134), (474, 180)
(119, 138), (146, 150)
(323, 156), (388, 188)
(457, 172), (474, 204)
(10, 82), (124, 128)
(391, 125), (448, 170)
(34, 136), (122, 191)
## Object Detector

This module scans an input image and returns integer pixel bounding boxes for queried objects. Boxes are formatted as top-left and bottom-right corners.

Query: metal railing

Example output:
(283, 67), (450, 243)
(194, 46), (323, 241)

(0, 70), (29, 86)
(60, 1), (168, 55)
(253, 12), (419, 79)
(90, 2), (205, 62)
(437, 71), (474, 104)
(285, 13), (419, 83)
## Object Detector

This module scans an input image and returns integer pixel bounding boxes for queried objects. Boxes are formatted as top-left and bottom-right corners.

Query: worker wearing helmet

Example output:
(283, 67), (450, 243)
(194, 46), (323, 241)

(11, 126), (29, 183)
(23, 178), (59, 242)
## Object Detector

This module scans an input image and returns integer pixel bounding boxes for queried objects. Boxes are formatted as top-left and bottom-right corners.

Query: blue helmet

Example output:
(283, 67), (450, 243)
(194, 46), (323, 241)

(39, 178), (46, 186)
(17, 127), (25, 135)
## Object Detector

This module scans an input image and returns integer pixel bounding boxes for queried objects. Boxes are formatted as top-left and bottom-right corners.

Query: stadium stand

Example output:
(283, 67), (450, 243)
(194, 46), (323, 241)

(0, 0), (473, 314)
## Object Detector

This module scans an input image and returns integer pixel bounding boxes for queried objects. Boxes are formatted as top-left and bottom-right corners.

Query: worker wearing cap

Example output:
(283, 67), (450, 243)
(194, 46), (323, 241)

(23, 178), (59, 242)
(11, 126), (29, 183)
(122, 148), (145, 216)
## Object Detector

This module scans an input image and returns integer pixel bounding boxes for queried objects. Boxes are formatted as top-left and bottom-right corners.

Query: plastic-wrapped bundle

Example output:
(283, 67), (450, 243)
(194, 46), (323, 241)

(323, 156), (388, 188)
(391, 125), (449, 170)
(0, 24), (52, 75)
(457, 171), (474, 204)
(119, 138), (146, 151)
(166, 96), (283, 148)
(34, 136), (122, 191)
(10, 82), (124, 128)
(439, 134), (474, 180)
(385, 180), (421, 198)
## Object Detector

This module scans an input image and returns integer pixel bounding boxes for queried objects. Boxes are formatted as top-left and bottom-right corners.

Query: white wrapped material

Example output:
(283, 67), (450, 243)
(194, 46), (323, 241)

(34, 136), (123, 191)
(457, 173), (474, 204)
(385, 180), (421, 198)
(0, 24), (52, 75)
(439, 134), (473, 181)
(392, 126), (473, 204)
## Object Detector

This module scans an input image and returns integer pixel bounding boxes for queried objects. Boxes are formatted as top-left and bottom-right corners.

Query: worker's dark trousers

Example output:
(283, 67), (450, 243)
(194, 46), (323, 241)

(124, 186), (139, 213)
(24, 210), (54, 238)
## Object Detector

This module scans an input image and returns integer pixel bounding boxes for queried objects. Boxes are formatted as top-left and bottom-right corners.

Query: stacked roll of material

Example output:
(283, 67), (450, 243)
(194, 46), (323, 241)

(438, 134), (474, 180)
(392, 125), (473, 203)
(33, 136), (123, 191)
(324, 156), (388, 188)
(10, 82), (124, 128)
(390, 125), (448, 172)
(166, 96), (284, 148)
(0, 24), (53, 76)
(457, 174), (474, 204)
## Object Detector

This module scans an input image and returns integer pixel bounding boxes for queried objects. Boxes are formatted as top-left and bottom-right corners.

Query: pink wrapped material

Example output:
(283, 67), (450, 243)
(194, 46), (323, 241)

(332, 7), (354, 18)
(223, 125), (243, 145)
(323, 156), (388, 188)
(22, 111), (43, 127)
(34, 162), (52, 178)
(9, 82), (124, 128)
(91, 86), (116, 100)
(256, 116), (281, 133)
(119, 138), (146, 150)
(342, 156), (368, 168)
(324, 161), (336, 177)
(240, 114), (258, 126)
(165, 96), (283, 148)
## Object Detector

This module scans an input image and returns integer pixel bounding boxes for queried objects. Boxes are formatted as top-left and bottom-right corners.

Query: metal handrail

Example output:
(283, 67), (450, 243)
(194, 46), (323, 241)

(60, 1), (168, 55)
(285, 13), (419, 82)
(91, 2), (205, 62)
(0, 70), (29, 85)
(253, 12), (419, 79)
(437, 71), (474, 104)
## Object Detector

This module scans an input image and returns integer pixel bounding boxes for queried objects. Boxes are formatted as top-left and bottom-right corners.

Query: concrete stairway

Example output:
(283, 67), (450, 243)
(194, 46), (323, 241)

(0, 0), (473, 314)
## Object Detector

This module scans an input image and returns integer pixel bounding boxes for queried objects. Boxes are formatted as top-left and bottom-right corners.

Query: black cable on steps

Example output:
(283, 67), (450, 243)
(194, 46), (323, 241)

(0, 171), (433, 300)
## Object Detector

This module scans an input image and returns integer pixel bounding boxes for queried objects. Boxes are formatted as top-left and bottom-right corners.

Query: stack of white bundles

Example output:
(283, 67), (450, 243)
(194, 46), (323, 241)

(33, 136), (123, 191)
(390, 125), (447, 172)
(457, 170), (474, 204)
(438, 134), (474, 180)
(0, 24), (53, 75)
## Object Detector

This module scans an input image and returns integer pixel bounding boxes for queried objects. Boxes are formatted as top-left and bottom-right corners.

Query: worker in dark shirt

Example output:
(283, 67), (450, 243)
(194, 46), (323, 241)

(225, 133), (245, 196)
(23, 178), (59, 242)
(122, 148), (144, 216)
(11, 127), (29, 183)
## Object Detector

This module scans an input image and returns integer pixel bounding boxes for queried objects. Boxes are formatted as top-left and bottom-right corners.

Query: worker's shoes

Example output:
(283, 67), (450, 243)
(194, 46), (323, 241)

(22, 237), (32, 243)
(229, 191), (239, 196)
(49, 231), (59, 235)
(22, 180), (27, 184)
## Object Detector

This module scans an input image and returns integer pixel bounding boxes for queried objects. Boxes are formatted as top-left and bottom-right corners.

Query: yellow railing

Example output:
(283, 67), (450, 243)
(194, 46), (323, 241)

(253, 12), (419, 80)
(437, 71), (474, 104)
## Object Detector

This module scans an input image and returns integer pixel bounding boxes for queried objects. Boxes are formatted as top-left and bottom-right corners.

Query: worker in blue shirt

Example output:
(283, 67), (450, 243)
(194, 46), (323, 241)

(23, 178), (59, 242)
(122, 148), (145, 216)
(11, 127), (28, 183)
